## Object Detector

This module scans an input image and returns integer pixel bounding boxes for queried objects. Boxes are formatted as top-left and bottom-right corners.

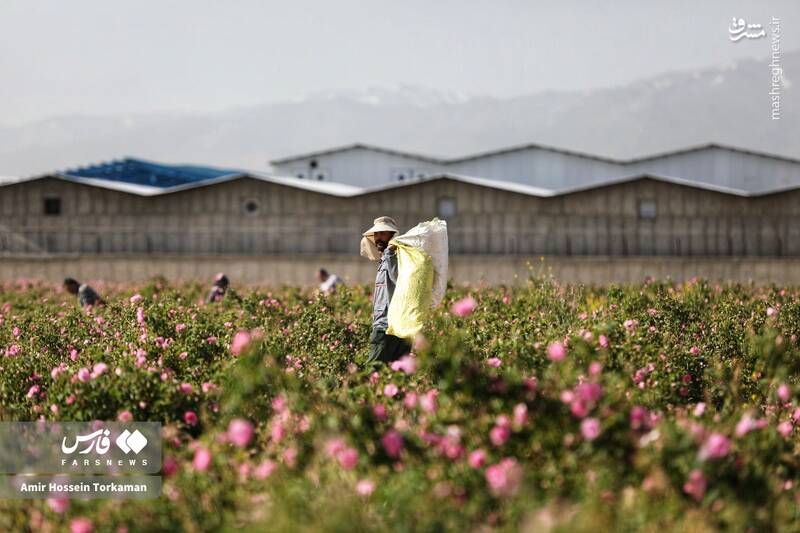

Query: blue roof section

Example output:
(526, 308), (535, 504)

(61, 158), (239, 188)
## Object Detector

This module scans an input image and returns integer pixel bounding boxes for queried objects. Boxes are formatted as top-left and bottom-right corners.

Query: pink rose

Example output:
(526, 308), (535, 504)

(91, 363), (108, 378)
(451, 296), (477, 317)
(580, 417), (601, 441)
(325, 438), (346, 458)
(598, 335), (609, 348)
(184, 411), (198, 426)
(485, 458), (522, 497)
(192, 447), (212, 471)
(70, 518), (94, 533)
(699, 432), (731, 460)
(489, 425), (511, 447)
(630, 406), (649, 431)
(513, 403), (528, 427)
(683, 469), (706, 502)
(162, 456), (179, 477)
(777, 383), (791, 402)
(420, 390), (438, 413)
(77, 368), (91, 383)
(227, 419), (254, 448)
(230, 331), (252, 356)
(486, 357), (502, 368)
(575, 382), (603, 404)
(372, 404), (387, 420)
(570, 400), (589, 419)
(337, 447), (359, 470)
(381, 430), (404, 458)
(735, 414), (763, 438)
(47, 497), (69, 513)
(5, 344), (20, 357)
(547, 342), (566, 362)
(179, 383), (193, 395)
(383, 383), (399, 397)
(253, 459), (276, 480)
(778, 421), (794, 438)
(356, 479), (376, 496)
(389, 354), (417, 374)
(468, 449), (487, 469)
(683, 469), (706, 501)
(282, 446), (297, 468)
(117, 410), (133, 423)
(403, 392), (418, 409)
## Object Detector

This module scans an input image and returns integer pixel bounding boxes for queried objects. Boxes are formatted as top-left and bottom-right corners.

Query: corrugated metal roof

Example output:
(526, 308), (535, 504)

(61, 157), (239, 187)
(154, 172), (364, 197)
(4, 171), (792, 199)
(624, 143), (800, 165)
(271, 142), (800, 167)
(0, 172), (364, 198)
(269, 143), (447, 165)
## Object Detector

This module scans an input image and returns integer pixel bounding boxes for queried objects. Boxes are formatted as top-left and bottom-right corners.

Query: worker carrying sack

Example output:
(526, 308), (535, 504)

(386, 218), (449, 341)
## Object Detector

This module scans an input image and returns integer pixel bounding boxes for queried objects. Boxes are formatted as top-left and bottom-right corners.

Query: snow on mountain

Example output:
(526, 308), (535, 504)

(297, 84), (473, 108)
(0, 50), (797, 176)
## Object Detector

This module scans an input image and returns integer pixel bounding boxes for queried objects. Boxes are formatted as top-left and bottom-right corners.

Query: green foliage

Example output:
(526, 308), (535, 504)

(0, 276), (798, 531)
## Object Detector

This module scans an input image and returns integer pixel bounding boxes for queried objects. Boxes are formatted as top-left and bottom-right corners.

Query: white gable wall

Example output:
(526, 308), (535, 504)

(272, 147), (444, 187)
(448, 148), (624, 190)
(271, 145), (800, 194)
(630, 147), (800, 193)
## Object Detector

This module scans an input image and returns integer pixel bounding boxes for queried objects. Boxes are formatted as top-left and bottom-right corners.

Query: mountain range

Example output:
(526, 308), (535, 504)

(0, 49), (797, 177)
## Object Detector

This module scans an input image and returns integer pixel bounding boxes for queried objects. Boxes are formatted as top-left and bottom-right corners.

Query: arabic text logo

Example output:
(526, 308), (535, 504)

(61, 428), (148, 455)
(62, 429), (112, 455)
(729, 17), (766, 42)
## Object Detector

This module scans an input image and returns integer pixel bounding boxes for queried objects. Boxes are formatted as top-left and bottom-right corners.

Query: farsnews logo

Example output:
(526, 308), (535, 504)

(61, 428), (148, 455)
(60, 427), (150, 468)
(115, 429), (148, 454)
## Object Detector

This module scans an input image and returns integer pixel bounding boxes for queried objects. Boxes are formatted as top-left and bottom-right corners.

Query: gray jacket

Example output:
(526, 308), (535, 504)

(78, 284), (101, 307)
(372, 247), (398, 330)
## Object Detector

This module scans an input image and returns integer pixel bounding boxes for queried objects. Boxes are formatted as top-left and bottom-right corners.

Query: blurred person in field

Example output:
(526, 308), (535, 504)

(63, 278), (105, 308)
(360, 216), (411, 364)
(206, 273), (229, 303)
(317, 268), (344, 295)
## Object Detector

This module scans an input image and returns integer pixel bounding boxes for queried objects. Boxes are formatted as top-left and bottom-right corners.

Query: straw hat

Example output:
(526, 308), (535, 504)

(360, 216), (399, 261)
(362, 216), (399, 237)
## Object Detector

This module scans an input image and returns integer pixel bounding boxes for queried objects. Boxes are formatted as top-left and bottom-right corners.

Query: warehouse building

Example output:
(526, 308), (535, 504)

(3, 144), (800, 284)
(270, 142), (800, 193)
(2, 162), (799, 257)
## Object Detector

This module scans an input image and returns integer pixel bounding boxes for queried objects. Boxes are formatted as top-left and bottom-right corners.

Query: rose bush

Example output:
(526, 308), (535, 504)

(0, 275), (799, 531)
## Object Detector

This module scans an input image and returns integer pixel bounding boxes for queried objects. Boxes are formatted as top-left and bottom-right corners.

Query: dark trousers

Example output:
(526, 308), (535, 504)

(366, 328), (411, 364)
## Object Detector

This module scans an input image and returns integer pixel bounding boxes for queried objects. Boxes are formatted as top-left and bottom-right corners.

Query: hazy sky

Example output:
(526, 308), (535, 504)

(0, 0), (797, 126)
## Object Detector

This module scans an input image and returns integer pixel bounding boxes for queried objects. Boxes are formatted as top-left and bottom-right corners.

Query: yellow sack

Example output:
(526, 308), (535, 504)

(386, 241), (434, 341)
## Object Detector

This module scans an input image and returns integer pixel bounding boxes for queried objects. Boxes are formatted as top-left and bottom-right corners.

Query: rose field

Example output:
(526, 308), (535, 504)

(1, 276), (800, 532)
